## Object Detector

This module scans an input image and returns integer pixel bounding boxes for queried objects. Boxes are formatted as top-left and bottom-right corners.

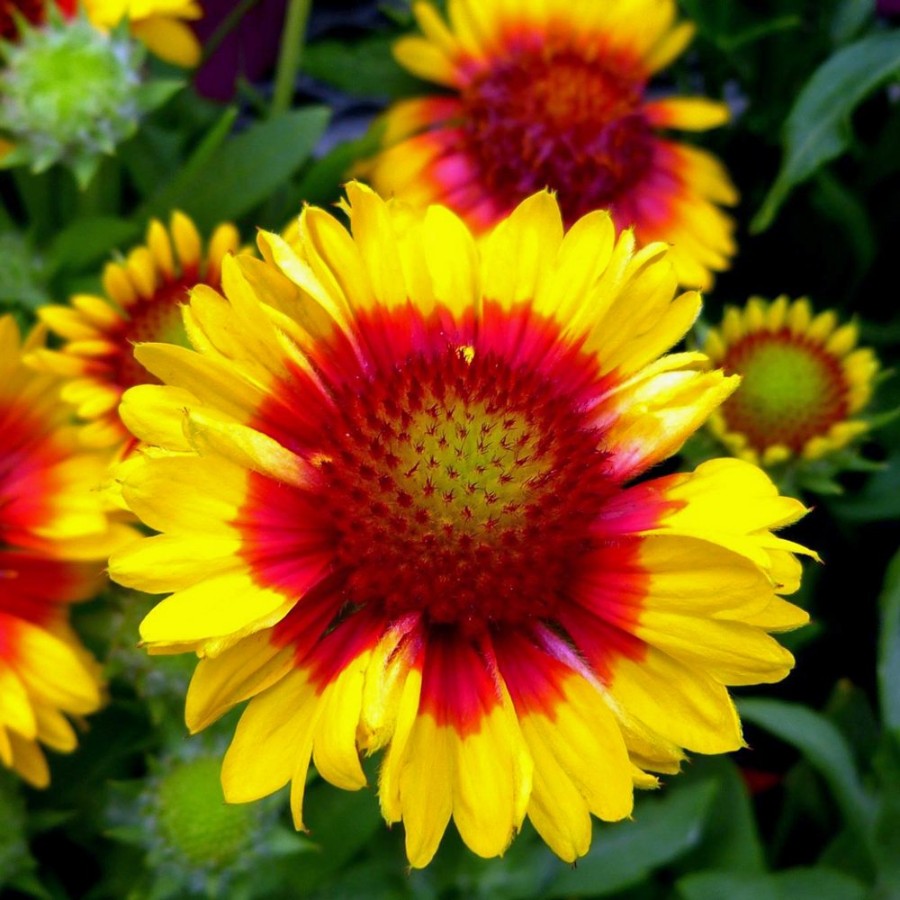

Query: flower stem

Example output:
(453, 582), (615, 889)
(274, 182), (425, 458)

(271, 0), (312, 117)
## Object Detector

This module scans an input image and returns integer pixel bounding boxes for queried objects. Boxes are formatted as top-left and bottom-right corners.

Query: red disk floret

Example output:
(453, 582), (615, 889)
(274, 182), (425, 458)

(456, 42), (656, 225)
(244, 301), (658, 674)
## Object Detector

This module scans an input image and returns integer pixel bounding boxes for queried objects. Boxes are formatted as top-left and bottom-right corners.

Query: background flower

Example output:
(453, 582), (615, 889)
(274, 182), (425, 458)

(29, 212), (240, 457)
(703, 296), (879, 468)
(360, 0), (737, 289)
(0, 316), (135, 787)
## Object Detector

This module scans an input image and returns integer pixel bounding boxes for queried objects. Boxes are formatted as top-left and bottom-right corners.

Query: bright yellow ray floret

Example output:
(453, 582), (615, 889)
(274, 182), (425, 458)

(83, 0), (203, 66)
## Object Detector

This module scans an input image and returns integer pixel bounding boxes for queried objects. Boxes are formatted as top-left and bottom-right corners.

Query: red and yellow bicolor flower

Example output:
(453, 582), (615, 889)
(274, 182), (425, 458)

(361, 0), (738, 290)
(0, 317), (136, 786)
(30, 212), (240, 459)
(703, 296), (880, 467)
(109, 185), (811, 867)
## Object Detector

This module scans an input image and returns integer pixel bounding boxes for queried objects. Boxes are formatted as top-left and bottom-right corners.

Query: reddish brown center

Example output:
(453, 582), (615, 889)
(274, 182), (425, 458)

(720, 331), (850, 452)
(459, 46), (656, 224)
(315, 340), (616, 631)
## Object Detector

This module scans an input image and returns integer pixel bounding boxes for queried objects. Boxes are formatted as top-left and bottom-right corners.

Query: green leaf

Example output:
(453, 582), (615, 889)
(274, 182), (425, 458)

(140, 105), (238, 220)
(676, 757), (767, 874)
(873, 734), (900, 890)
(678, 868), (868, 900)
(826, 680), (880, 769)
(47, 216), (140, 272)
(809, 171), (876, 277)
(144, 106), (330, 231)
(136, 79), (184, 113)
(303, 35), (425, 98)
(679, 871), (779, 900)
(878, 548), (900, 734)
(830, 0), (875, 46)
(291, 128), (382, 208)
(544, 779), (719, 897)
(739, 698), (875, 835)
(776, 868), (868, 899)
(752, 31), (900, 233)
(5, 874), (50, 900)
(276, 773), (384, 893)
(717, 15), (802, 52)
(828, 450), (900, 522)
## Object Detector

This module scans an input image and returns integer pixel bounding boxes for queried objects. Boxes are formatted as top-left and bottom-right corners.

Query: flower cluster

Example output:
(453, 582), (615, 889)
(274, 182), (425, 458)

(1, 0), (896, 892)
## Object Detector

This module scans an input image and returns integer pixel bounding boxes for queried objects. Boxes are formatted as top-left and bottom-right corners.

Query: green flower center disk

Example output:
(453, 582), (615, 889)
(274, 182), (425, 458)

(720, 331), (849, 452)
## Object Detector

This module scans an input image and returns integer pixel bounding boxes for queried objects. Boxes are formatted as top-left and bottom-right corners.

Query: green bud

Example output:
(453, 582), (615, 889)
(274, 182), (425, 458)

(156, 756), (255, 869)
(0, 17), (180, 187)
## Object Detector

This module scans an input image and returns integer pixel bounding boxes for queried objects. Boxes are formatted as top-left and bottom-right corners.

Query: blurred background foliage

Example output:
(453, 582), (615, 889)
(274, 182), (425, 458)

(1, 0), (900, 897)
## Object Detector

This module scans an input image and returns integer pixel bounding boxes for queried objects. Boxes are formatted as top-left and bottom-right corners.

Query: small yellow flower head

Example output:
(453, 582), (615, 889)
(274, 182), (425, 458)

(704, 296), (879, 472)
(30, 212), (242, 457)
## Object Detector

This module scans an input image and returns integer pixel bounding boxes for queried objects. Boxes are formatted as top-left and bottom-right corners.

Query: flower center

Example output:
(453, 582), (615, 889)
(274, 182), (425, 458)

(459, 46), (655, 224)
(315, 326), (616, 631)
(113, 281), (191, 390)
(720, 332), (849, 452)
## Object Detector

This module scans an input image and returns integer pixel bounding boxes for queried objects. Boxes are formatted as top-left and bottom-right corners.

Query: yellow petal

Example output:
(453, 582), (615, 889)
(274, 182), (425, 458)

(186, 632), (296, 732)
(139, 570), (295, 649)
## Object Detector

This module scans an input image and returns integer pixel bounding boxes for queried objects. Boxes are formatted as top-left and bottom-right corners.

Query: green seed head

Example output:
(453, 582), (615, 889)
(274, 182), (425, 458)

(0, 17), (142, 185)
(155, 756), (255, 870)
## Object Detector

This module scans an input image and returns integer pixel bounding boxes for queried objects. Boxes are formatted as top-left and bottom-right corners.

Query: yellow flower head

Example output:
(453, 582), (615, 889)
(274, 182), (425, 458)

(83, 0), (203, 67)
(361, 0), (738, 289)
(110, 185), (811, 867)
(0, 317), (136, 786)
(704, 296), (879, 467)
(30, 212), (240, 457)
